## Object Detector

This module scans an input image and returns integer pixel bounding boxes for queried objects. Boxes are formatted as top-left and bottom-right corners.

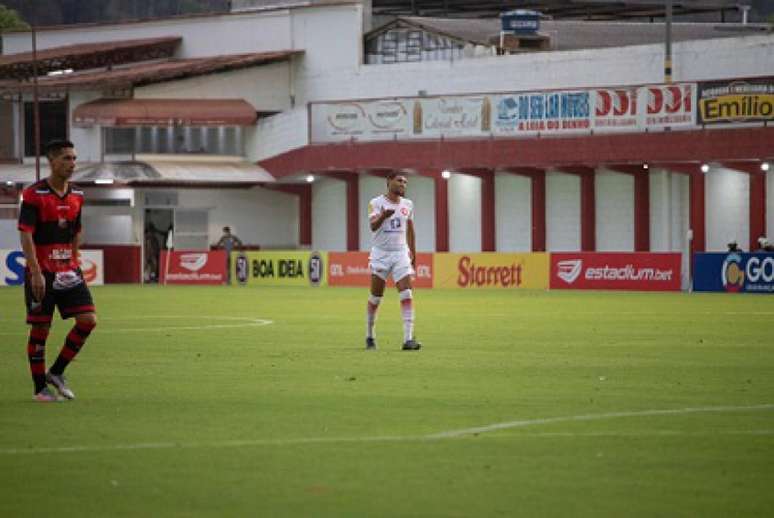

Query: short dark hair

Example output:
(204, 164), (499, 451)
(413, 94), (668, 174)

(45, 139), (74, 158)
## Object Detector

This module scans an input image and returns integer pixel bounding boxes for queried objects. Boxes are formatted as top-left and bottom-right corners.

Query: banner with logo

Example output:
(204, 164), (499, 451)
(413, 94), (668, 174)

(328, 251), (433, 288)
(415, 96), (491, 138)
(232, 250), (327, 287)
(493, 90), (591, 136)
(698, 77), (774, 125)
(550, 253), (681, 291)
(159, 250), (227, 285)
(433, 253), (549, 289)
(640, 83), (696, 129)
(1, 249), (25, 286)
(79, 250), (104, 286)
(2, 249), (104, 286)
(310, 100), (413, 142)
(694, 252), (774, 293)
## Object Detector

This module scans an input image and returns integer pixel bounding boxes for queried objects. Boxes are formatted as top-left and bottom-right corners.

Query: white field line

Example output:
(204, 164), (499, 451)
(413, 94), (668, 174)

(1, 404), (772, 456)
(0, 316), (273, 335)
(426, 404), (774, 439)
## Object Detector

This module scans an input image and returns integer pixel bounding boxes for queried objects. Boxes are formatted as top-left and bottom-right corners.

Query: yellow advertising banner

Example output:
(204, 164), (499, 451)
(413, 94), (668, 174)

(699, 94), (774, 123)
(232, 251), (327, 287)
(433, 253), (549, 289)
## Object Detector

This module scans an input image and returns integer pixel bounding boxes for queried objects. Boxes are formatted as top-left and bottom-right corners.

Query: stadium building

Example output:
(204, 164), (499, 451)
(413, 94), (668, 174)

(0, 0), (772, 286)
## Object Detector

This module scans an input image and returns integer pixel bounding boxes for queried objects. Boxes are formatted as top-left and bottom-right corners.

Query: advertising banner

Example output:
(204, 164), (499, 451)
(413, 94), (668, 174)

(698, 77), (774, 125)
(591, 84), (696, 132)
(415, 96), (491, 138)
(159, 250), (227, 285)
(328, 251), (433, 288)
(2, 249), (104, 286)
(693, 252), (774, 293)
(640, 83), (696, 128)
(311, 82), (699, 143)
(233, 250), (327, 287)
(592, 87), (639, 131)
(1, 249), (25, 286)
(310, 100), (413, 142)
(550, 253), (681, 291)
(433, 253), (549, 289)
(493, 90), (591, 136)
(79, 250), (104, 286)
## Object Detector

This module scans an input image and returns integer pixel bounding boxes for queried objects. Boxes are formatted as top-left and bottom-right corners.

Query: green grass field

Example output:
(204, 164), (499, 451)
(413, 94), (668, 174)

(1, 285), (773, 517)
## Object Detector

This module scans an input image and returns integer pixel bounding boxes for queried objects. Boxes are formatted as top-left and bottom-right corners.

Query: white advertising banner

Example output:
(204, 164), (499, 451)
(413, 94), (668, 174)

(414, 96), (491, 138)
(640, 83), (696, 129)
(310, 82), (699, 143)
(0, 249), (104, 287)
(79, 250), (105, 286)
(310, 99), (413, 142)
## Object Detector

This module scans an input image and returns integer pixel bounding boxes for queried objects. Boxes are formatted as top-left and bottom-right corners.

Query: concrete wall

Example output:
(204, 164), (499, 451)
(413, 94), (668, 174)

(705, 167), (749, 252)
(184, 187), (298, 248)
(69, 90), (103, 163)
(495, 173), (531, 252)
(596, 169), (634, 252)
(134, 63), (292, 112)
(250, 108), (309, 163)
(448, 173), (481, 252)
(406, 175), (435, 252)
(300, 34), (774, 103)
(546, 171), (580, 251)
(312, 177), (347, 251)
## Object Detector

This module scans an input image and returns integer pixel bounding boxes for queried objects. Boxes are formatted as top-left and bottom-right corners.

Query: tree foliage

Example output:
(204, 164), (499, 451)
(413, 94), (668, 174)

(0, 4), (29, 31)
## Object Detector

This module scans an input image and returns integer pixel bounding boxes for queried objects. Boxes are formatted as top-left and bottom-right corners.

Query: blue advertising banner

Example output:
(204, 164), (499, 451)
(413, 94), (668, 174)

(694, 252), (774, 293)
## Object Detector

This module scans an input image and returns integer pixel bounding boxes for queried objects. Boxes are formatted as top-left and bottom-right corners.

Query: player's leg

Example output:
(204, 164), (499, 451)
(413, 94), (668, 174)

(24, 272), (58, 400)
(366, 251), (389, 350)
(394, 254), (420, 351)
(48, 279), (97, 400)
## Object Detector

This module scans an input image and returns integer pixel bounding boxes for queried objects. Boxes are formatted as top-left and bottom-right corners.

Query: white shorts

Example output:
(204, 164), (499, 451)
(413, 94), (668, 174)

(369, 248), (414, 282)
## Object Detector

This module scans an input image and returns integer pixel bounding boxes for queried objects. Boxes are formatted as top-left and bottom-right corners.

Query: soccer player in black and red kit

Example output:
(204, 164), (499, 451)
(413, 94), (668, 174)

(18, 140), (97, 402)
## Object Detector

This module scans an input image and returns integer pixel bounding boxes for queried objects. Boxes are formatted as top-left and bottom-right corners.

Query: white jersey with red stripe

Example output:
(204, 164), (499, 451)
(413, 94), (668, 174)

(368, 194), (413, 252)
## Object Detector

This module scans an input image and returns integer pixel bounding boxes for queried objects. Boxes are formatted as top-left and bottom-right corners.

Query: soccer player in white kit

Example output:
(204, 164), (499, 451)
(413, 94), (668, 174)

(365, 173), (421, 350)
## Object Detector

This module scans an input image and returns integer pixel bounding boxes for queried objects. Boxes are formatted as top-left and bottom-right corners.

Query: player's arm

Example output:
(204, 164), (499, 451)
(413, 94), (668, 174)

(20, 231), (45, 301)
(18, 194), (45, 300)
(407, 218), (416, 268)
(369, 205), (395, 232)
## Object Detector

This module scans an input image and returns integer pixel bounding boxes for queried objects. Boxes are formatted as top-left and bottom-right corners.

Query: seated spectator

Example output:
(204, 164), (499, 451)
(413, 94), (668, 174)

(727, 241), (742, 253)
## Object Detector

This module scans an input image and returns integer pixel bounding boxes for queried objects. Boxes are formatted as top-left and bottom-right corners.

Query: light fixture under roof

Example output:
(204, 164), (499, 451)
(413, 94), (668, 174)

(762, 162), (770, 172)
(441, 170), (451, 179)
(700, 164), (710, 174)
(94, 178), (114, 185)
(305, 175), (314, 183)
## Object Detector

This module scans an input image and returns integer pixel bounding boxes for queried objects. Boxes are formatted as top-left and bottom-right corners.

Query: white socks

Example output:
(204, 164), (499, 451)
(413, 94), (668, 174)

(366, 295), (382, 339)
(399, 289), (414, 343)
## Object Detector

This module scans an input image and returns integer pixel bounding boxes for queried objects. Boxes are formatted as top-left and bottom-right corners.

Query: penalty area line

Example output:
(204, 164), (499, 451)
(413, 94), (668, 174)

(1, 403), (772, 456)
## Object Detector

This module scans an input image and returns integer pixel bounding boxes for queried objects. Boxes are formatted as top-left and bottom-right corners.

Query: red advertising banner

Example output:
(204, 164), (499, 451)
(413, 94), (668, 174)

(159, 250), (227, 285)
(328, 251), (433, 288)
(550, 253), (681, 291)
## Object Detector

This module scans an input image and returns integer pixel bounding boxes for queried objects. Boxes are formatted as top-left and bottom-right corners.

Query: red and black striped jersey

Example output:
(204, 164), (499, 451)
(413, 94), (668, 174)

(18, 180), (84, 273)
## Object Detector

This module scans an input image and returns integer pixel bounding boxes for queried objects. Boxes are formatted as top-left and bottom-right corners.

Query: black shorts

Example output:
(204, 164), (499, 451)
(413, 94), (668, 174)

(24, 269), (96, 324)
